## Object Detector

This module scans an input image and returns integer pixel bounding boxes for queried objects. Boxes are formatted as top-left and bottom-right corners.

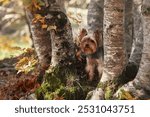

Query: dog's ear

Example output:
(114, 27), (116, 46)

(93, 30), (103, 47)
(78, 28), (87, 42)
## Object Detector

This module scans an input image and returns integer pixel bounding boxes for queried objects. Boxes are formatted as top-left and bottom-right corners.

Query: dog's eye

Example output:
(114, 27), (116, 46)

(90, 40), (95, 43)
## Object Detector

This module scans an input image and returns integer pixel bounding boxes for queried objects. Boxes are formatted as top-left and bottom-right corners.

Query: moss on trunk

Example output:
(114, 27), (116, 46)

(97, 62), (138, 100)
(35, 64), (95, 100)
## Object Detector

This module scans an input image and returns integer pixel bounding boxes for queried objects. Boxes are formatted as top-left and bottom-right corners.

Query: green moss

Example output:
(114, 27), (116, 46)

(105, 87), (113, 100)
(97, 82), (107, 89)
(35, 65), (89, 100)
(93, 62), (138, 100)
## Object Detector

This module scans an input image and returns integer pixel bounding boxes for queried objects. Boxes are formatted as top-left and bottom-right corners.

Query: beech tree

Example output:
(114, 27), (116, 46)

(88, 0), (144, 100)
(116, 0), (150, 99)
(25, 0), (75, 73)
(88, 0), (127, 100)
(101, 0), (126, 83)
(129, 0), (143, 66)
(87, 0), (104, 33)
(124, 0), (133, 58)
(25, 0), (52, 69)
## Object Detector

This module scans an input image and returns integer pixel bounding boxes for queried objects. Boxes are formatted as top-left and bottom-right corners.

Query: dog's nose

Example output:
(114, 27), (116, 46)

(85, 44), (89, 48)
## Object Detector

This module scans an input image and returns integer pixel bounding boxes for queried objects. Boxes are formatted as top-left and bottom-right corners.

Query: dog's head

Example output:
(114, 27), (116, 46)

(78, 28), (102, 55)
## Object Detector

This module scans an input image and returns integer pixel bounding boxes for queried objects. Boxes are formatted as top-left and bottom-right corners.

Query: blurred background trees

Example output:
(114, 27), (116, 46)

(0, 0), (90, 60)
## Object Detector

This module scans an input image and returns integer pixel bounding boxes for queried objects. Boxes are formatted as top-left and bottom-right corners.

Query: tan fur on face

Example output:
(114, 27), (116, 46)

(80, 35), (97, 55)
(78, 29), (102, 54)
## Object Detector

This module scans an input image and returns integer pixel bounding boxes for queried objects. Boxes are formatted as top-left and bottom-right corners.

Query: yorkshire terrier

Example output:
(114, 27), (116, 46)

(76, 28), (104, 81)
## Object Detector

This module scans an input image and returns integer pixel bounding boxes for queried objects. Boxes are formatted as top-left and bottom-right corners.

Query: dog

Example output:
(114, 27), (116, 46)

(76, 28), (103, 81)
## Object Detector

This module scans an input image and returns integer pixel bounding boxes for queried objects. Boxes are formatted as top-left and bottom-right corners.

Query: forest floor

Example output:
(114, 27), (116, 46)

(0, 57), (17, 88)
(0, 51), (40, 100)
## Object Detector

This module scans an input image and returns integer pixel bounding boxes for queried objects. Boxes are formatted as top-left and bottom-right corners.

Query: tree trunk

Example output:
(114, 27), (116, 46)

(101, 0), (126, 82)
(115, 0), (150, 99)
(50, 23), (74, 66)
(87, 0), (104, 33)
(24, 9), (34, 48)
(89, 0), (126, 100)
(48, 1), (75, 66)
(129, 0), (143, 66)
(124, 0), (133, 58)
(25, 0), (69, 67)
(26, 0), (74, 67)
(25, 1), (52, 68)
(56, 0), (65, 12)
